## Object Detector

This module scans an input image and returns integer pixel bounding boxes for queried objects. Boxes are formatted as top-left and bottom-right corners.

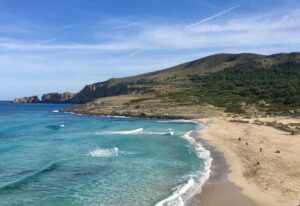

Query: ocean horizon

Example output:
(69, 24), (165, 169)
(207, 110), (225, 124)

(0, 101), (211, 206)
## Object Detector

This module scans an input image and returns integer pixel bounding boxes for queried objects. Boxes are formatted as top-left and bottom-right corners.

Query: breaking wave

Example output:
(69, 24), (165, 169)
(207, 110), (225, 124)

(96, 128), (144, 135)
(96, 128), (174, 136)
(155, 131), (212, 206)
(86, 147), (119, 158)
(156, 120), (198, 124)
(144, 131), (174, 136)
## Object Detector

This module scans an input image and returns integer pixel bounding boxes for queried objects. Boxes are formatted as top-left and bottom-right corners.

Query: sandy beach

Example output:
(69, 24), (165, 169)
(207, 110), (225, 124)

(191, 138), (255, 206)
(196, 115), (300, 206)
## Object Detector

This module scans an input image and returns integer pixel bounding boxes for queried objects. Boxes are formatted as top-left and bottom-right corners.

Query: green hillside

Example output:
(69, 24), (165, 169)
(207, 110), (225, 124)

(66, 52), (300, 117)
(177, 59), (300, 113)
(109, 52), (299, 84)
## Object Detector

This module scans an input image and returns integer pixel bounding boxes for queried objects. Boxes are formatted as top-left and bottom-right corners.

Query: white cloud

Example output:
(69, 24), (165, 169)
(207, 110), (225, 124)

(1, 6), (300, 99)
(0, 8), (299, 52)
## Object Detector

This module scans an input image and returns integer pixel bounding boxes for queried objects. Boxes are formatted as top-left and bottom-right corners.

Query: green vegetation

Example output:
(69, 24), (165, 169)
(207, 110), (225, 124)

(128, 97), (152, 104)
(186, 61), (300, 112)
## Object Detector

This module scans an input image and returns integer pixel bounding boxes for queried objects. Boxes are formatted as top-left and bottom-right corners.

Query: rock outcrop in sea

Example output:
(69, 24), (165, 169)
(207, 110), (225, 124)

(13, 96), (41, 103)
(13, 79), (128, 104)
(13, 92), (75, 104)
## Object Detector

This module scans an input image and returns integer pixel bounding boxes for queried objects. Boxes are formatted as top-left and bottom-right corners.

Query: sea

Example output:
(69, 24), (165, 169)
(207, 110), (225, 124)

(0, 101), (212, 206)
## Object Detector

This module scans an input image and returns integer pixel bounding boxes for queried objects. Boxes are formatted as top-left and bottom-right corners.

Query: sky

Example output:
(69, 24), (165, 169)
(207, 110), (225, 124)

(1, 0), (300, 100)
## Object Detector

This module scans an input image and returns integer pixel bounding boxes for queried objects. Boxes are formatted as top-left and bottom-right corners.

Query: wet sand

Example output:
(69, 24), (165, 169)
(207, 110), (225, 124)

(189, 137), (255, 206)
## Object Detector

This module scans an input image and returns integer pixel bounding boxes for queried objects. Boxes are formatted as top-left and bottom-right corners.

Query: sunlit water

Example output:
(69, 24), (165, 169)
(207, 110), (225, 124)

(0, 101), (211, 206)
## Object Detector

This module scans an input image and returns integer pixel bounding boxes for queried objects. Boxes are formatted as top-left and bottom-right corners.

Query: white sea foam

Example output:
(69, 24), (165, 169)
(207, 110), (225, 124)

(86, 147), (119, 158)
(155, 130), (212, 206)
(97, 128), (144, 135)
(60, 124), (65, 128)
(157, 120), (198, 124)
(52, 110), (59, 113)
(144, 131), (174, 136)
(101, 115), (130, 119)
(156, 178), (195, 206)
(96, 128), (176, 136)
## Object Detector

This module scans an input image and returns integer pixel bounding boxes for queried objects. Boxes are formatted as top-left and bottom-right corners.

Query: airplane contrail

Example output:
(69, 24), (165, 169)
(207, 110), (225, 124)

(186, 4), (240, 29)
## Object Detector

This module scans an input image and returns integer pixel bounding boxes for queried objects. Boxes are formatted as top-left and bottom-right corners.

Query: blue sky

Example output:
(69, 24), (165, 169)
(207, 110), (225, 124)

(1, 0), (300, 100)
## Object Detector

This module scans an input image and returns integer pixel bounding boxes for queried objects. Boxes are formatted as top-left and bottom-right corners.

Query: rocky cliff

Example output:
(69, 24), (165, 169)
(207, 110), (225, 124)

(70, 80), (128, 103)
(12, 96), (40, 103)
(12, 81), (128, 104)
(42, 92), (75, 103)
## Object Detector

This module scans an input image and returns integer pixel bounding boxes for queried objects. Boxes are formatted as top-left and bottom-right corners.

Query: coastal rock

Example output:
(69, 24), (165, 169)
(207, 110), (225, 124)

(13, 96), (40, 103)
(42, 92), (75, 103)
(70, 80), (128, 103)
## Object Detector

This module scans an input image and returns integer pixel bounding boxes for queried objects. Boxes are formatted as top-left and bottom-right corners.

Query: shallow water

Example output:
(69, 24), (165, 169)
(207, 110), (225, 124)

(0, 101), (210, 206)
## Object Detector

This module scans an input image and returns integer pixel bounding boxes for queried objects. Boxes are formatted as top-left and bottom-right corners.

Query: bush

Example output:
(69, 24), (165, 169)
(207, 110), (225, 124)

(224, 104), (245, 114)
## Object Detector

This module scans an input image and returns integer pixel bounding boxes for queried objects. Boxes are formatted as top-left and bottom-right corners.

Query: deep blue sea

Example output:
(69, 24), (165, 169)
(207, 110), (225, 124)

(0, 101), (211, 206)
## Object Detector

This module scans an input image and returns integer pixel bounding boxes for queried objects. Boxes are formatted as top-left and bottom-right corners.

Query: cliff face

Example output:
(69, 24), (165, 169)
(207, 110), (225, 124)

(70, 80), (128, 103)
(12, 81), (128, 104)
(13, 96), (40, 103)
(42, 92), (75, 103)
(13, 92), (75, 104)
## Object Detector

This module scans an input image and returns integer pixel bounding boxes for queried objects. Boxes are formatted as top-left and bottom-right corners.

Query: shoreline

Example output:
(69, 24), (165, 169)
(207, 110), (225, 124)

(60, 112), (216, 206)
(57, 110), (300, 205)
(196, 116), (300, 206)
(155, 127), (213, 206)
(58, 111), (214, 206)
(156, 120), (258, 206)
(190, 134), (255, 206)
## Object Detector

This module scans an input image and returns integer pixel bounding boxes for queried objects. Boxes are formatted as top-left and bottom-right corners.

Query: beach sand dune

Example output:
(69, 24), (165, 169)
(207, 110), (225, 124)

(197, 116), (300, 206)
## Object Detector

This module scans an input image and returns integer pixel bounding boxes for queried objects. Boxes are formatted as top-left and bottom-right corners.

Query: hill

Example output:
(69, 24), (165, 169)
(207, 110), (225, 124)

(62, 52), (300, 118)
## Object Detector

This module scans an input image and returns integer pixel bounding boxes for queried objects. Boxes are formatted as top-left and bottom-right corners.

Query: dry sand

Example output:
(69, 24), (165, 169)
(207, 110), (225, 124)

(190, 139), (255, 206)
(197, 115), (300, 206)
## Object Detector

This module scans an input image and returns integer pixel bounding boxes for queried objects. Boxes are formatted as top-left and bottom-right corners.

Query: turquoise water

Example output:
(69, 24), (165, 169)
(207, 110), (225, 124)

(0, 101), (211, 206)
